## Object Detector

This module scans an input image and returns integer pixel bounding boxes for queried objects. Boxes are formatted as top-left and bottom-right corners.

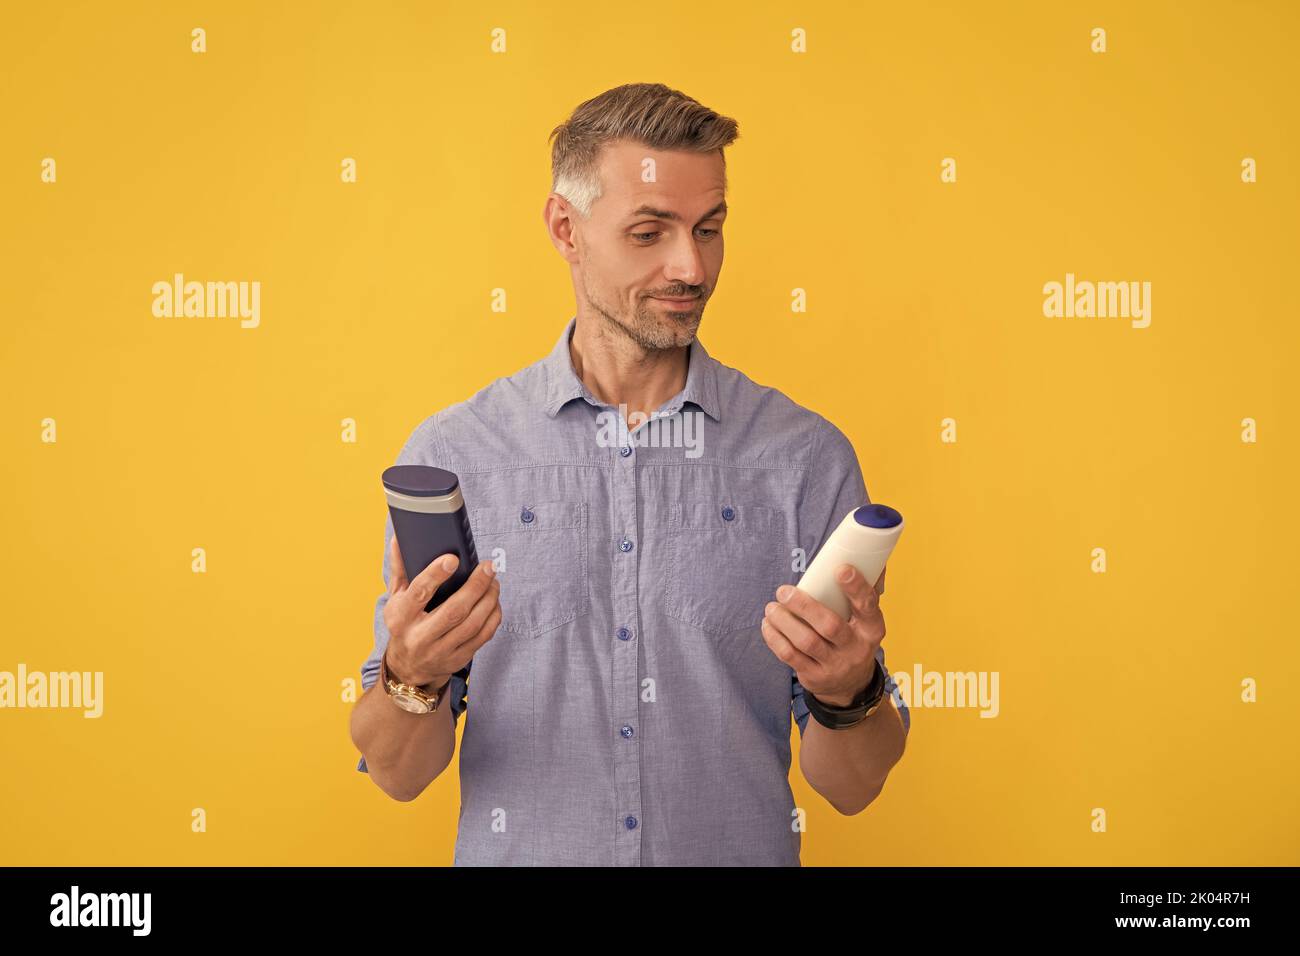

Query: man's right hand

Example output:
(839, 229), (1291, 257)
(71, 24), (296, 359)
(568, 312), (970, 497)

(381, 534), (502, 688)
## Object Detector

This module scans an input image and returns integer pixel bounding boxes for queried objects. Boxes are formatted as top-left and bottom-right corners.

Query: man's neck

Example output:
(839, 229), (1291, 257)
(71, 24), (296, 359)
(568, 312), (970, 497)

(569, 315), (688, 430)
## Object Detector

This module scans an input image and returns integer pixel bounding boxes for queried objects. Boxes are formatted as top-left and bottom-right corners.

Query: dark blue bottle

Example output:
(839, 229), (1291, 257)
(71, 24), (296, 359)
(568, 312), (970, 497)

(381, 465), (478, 613)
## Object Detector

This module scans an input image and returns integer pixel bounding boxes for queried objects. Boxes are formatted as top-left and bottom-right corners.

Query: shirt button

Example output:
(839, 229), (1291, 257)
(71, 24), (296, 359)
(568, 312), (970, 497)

(620, 724), (634, 738)
(520, 508), (535, 524)
(721, 505), (735, 521)
(619, 444), (633, 457)
(616, 626), (631, 641)
(624, 815), (638, 830)
(619, 538), (634, 553)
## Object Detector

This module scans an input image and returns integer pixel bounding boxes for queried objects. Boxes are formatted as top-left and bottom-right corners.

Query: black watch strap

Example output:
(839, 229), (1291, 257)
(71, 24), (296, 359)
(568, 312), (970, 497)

(804, 658), (887, 730)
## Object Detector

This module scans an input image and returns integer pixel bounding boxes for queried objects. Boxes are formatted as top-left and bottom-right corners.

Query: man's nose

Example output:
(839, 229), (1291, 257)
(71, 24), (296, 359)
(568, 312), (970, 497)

(663, 232), (706, 286)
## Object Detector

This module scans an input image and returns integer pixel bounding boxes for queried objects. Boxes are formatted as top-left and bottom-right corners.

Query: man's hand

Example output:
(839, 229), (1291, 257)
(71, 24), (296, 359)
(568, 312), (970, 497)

(761, 564), (887, 708)
(382, 534), (502, 688)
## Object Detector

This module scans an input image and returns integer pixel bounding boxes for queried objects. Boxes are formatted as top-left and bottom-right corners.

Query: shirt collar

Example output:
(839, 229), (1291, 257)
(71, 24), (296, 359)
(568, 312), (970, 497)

(541, 315), (722, 422)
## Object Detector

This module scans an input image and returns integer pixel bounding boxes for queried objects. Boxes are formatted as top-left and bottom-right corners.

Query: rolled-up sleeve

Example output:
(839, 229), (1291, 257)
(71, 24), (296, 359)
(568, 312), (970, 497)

(792, 644), (909, 736)
(791, 416), (910, 738)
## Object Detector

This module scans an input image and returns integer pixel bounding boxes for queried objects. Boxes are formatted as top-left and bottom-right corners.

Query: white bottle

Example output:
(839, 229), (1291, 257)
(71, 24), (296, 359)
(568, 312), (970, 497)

(796, 504), (904, 620)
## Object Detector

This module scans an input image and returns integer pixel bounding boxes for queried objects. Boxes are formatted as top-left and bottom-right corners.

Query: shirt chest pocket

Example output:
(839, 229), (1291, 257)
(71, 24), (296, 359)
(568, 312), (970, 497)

(467, 500), (590, 638)
(664, 502), (793, 636)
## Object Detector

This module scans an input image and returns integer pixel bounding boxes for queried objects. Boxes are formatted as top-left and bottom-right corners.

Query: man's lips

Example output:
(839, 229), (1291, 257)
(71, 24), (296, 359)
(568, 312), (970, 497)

(652, 296), (700, 305)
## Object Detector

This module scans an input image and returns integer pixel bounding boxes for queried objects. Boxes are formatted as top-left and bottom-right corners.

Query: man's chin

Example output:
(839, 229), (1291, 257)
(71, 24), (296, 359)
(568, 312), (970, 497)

(615, 300), (704, 350)
(661, 312), (702, 347)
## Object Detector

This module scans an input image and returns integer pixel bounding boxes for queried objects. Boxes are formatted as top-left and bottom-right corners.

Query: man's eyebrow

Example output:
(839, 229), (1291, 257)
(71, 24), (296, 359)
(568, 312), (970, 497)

(627, 201), (727, 223)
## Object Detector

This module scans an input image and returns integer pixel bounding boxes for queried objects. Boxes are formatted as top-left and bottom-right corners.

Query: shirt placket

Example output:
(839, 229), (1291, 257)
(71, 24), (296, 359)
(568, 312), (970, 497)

(612, 408), (644, 865)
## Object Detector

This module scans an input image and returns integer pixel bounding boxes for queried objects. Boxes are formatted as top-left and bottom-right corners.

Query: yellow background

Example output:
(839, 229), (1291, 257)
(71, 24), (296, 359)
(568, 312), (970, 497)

(2, 0), (1296, 865)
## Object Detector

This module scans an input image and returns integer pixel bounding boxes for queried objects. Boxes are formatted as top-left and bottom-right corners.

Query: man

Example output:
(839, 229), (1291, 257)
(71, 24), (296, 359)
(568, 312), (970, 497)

(350, 82), (910, 866)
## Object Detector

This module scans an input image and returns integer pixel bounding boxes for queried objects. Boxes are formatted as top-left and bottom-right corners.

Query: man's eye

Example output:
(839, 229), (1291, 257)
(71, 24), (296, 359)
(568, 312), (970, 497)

(632, 227), (719, 243)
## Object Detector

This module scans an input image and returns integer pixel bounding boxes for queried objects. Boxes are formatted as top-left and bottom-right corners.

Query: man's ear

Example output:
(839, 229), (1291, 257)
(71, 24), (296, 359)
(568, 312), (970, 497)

(874, 566), (886, 596)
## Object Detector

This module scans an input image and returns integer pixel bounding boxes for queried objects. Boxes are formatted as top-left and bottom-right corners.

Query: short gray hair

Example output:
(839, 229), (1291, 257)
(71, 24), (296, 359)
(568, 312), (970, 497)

(548, 82), (740, 218)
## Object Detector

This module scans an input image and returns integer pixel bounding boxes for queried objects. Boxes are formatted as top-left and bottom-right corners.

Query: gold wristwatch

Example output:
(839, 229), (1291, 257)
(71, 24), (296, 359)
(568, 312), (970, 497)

(380, 649), (452, 714)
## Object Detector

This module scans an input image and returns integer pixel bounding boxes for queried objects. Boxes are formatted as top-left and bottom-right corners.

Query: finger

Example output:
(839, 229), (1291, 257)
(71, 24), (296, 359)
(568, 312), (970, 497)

(400, 552), (462, 615)
(775, 583), (848, 645)
(760, 617), (819, 672)
(388, 533), (409, 596)
(765, 600), (836, 665)
(454, 603), (502, 664)
(434, 576), (501, 651)
(423, 559), (497, 633)
(836, 565), (882, 624)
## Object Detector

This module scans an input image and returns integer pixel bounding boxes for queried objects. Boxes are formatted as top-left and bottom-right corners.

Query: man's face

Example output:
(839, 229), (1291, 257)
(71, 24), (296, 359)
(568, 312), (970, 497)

(560, 139), (727, 351)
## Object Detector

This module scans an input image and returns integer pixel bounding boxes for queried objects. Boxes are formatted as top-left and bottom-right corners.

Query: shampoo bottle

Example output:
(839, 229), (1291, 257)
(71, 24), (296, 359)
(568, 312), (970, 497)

(795, 503), (903, 620)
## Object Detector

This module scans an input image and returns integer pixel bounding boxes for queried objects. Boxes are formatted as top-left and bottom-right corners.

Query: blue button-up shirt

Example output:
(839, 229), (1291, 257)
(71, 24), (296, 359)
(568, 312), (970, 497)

(357, 316), (910, 865)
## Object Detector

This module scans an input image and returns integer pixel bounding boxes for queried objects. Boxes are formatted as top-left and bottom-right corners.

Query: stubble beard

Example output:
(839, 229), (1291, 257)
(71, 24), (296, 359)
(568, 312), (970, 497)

(584, 284), (704, 352)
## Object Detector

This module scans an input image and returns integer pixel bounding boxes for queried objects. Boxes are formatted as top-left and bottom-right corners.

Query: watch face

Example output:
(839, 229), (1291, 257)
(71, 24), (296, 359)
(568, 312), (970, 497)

(392, 694), (430, 714)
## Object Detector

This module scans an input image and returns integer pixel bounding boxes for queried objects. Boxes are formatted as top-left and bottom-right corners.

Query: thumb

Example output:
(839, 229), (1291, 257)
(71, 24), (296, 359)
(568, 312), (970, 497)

(406, 552), (460, 610)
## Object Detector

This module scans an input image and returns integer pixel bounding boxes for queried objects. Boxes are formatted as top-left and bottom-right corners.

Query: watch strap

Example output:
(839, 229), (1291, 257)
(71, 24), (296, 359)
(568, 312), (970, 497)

(381, 648), (451, 710)
(805, 658), (887, 730)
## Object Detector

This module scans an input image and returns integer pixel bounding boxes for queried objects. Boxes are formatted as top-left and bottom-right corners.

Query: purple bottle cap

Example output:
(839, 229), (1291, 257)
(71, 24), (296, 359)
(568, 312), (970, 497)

(381, 465), (459, 497)
(853, 503), (902, 529)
